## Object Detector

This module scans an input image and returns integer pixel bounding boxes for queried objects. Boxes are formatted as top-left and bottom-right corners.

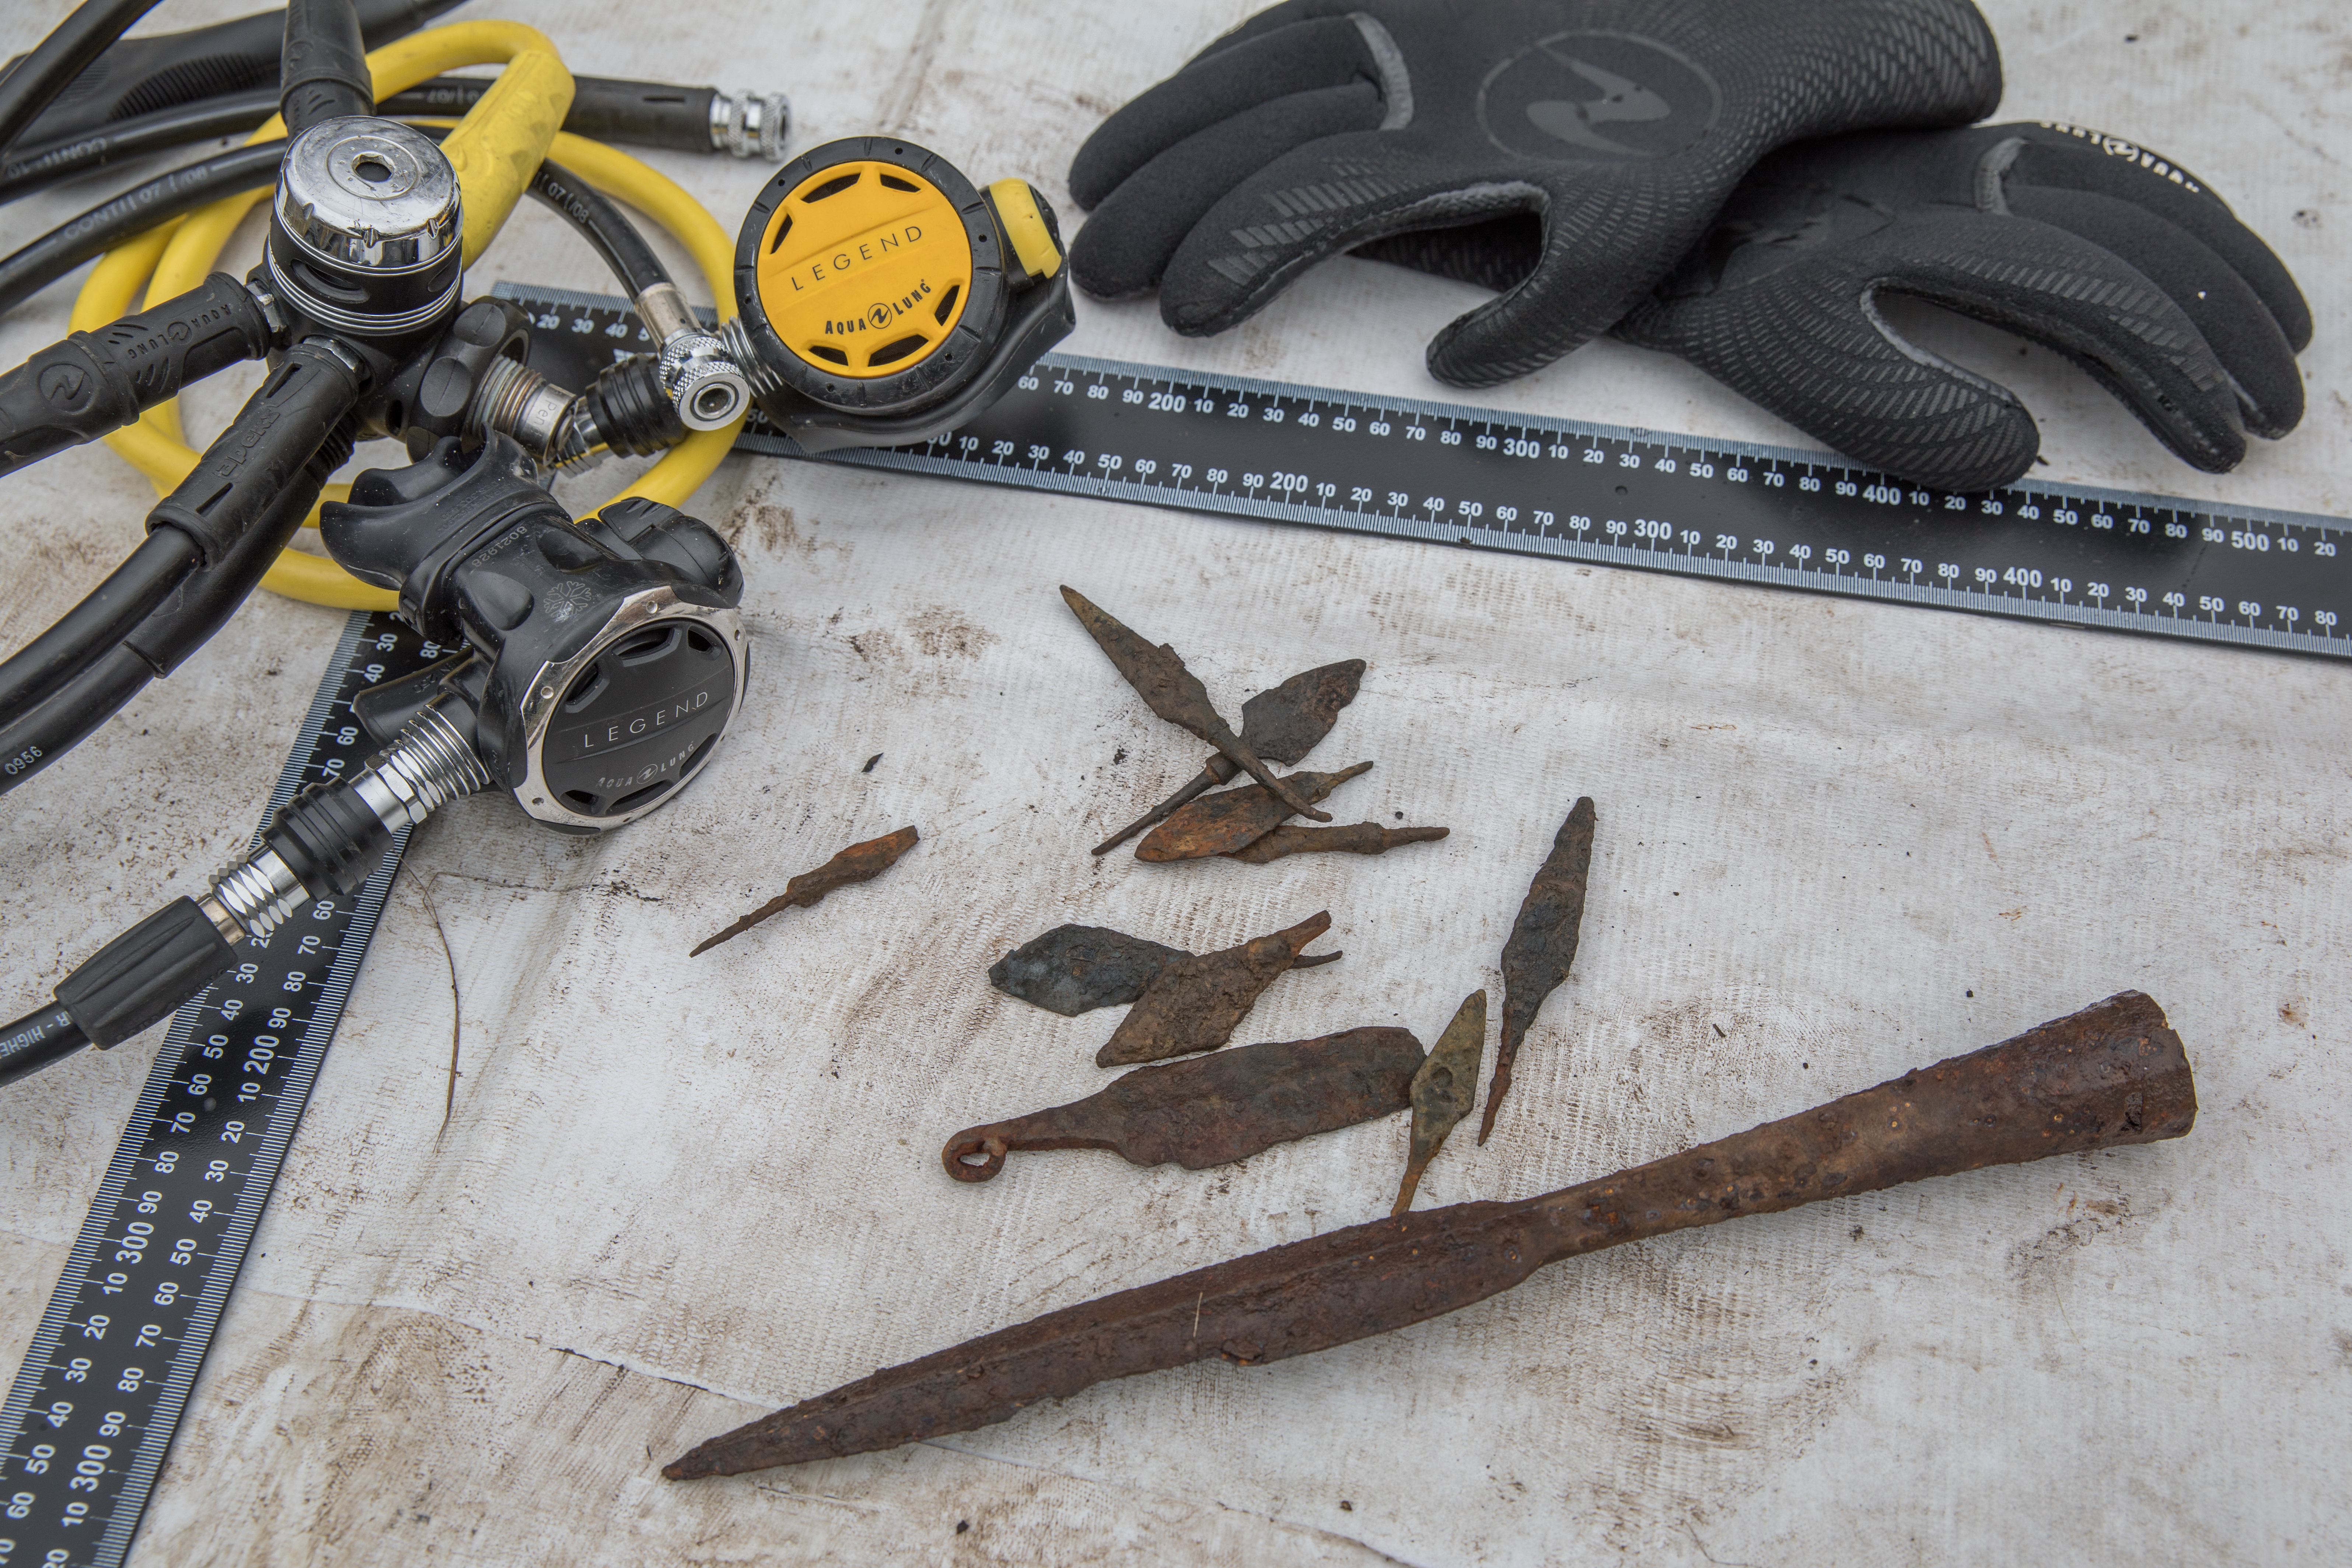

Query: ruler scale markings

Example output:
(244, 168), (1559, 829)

(528, 283), (2352, 663)
(1, 614), (441, 1568)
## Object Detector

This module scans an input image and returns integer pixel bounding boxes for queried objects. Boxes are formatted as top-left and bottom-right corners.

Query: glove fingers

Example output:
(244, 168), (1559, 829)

(1884, 212), (2248, 475)
(1154, 133), (1551, 336)
(1352, 214), (1544, 295)
(1070, 82), (1385, 301)
(1423, 178), (1724, 386)
(1619, 208), (2253, 490)
(1069, 15), (1377, 210)
(2007, 133), (2312, 352)
(2003, 185), (2303, 439)
(1617, 261), (2045, 493)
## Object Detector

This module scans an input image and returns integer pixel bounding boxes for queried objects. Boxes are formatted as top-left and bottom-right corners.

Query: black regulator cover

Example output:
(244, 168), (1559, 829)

(321, 433), (747, 831)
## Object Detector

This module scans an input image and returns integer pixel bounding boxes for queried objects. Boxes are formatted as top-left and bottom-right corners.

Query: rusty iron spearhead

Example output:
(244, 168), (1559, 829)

(1097, 911), (1335, 1066)
(1482, 798), (1596, 1143)
(988, 923), (1340, 1016)
(988, 925), (1190, 1016)
(1227, 823), (1448, 865)
(691, 826), (920, 956)
(1134, 763), (1374, 863)
(663, 991), (2196, 1478)
(943, 1026), (1424, 1182)
(1092, 660), (1367, 856)
(1394, 991), (1486, 1215)
(1060, 586), (1329, 823)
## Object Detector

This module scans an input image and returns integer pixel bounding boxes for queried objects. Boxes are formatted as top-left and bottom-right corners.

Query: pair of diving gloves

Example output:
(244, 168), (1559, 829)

(1066, 0), (2308, 492)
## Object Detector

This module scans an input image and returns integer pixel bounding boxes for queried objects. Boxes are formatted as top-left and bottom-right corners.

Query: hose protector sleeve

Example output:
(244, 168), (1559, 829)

(55, 897), (235, 1050)
(146, 339), (363, 567)
(0, 274), (273, 478)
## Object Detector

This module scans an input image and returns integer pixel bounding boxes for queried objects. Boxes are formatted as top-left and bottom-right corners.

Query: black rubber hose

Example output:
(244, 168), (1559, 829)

(3, 74), (735, 207)
(279, 0), (373, 136)
(0, 1004), (90, 1087)
(0, 643), (150, 799)
(0, 138), (283, 314)
(531, 156), (671, 297)
(0, 87), (277, 205)
(0, 527), (195, 728)
(386, 74), (726, 155)
(0, 406), (352, 797)
(0, 343), (353, 747)
(6, 0), (460, 147)
(1, 125), (682, 314)
(0, 0), (160, 154)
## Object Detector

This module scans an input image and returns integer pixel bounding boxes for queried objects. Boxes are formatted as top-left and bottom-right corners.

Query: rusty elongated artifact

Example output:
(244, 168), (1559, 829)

(1093, 660), (1367, 855)
(691, 826), (921, 956)
(664, 992), (2195, 1478)
(1098, 911), (1334, 1066)
(1060, 586), (1328, 823)
(989, 923), (1339, 1016)
(1136, 763), (1374, 863)
(1229, 823), (1449, 865)
(1483, 797), (1596, 1143)
(943, 1027), (1425, 1183)
(988, 924), (1189, 1015)
(1394, 991), (1486, 1215)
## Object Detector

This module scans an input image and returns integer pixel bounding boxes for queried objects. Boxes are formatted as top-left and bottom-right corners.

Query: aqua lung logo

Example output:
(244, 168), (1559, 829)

(822, 277), (934, 339)
(1478, 32), (1722, 161)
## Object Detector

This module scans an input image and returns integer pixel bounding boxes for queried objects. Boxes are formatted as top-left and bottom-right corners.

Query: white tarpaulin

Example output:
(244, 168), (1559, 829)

(2, 1), (2345, 1562)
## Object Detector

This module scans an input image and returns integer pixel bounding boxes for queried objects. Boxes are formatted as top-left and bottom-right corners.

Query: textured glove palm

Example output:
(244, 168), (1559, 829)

(1067, 0), (2003, 387)
(1612, 122), (2311, 490)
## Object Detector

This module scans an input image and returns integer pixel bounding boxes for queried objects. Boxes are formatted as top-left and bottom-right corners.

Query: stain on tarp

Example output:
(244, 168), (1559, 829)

(664, 991), (2199, 1477)
(942, 1026), (1424, 1182)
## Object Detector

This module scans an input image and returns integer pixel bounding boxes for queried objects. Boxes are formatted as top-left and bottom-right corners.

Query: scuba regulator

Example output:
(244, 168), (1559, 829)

(0, 0), (1073, 1086)
(721, 137), (1072, 452)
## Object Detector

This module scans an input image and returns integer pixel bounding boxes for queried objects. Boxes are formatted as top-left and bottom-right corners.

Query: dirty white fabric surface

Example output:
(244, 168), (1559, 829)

(2, 1), (2346, 1563)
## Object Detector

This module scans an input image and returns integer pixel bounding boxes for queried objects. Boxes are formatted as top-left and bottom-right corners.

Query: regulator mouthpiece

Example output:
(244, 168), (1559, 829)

(724, 137), (1074, 452)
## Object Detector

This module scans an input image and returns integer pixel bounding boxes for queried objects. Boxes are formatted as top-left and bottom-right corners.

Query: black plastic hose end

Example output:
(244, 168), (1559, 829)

(54, 897), (235, 1050)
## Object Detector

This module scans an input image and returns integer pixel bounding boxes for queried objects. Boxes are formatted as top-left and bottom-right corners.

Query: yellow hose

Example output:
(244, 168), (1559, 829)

(76, 21), (744, 610)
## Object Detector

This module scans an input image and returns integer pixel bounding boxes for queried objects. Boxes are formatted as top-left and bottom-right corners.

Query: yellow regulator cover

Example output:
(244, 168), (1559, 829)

(754, 161), (973, 378)
(730, 135), (1074, 451)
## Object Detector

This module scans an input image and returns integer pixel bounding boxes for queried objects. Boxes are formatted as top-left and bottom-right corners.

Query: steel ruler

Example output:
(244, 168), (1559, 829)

(504, 281), (2352, 661)
(1, 612), (437, 1568)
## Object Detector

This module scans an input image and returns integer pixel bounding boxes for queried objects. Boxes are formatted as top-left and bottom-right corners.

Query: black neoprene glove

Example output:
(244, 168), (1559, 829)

(1067, 0), (2003, 387)
(1611, 122), (2311, 490)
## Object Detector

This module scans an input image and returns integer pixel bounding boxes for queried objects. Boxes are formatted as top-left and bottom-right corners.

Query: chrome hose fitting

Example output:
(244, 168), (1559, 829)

(202, 701), (493, 943)
(710, 89), (790, 160)
(470, 355), (587, 465)
(635, 282), (752, 432)
(717, 315), (783, 399)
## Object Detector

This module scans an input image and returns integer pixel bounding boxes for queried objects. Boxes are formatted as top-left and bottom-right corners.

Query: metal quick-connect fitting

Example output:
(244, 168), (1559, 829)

(203, 703), (492, 942)
(350, 703), (494, 831)
(710, 90), (790, 160)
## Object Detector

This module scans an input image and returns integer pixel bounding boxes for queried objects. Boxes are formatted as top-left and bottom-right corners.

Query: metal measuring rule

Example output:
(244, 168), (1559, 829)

(503, 281), (2352, 661)
(1, 612), (437, 1568)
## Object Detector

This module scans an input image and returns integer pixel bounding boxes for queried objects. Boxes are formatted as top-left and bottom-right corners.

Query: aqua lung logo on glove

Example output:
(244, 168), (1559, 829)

(2038, 122), (2205, 194)
(1479, 33), (1722, 161)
